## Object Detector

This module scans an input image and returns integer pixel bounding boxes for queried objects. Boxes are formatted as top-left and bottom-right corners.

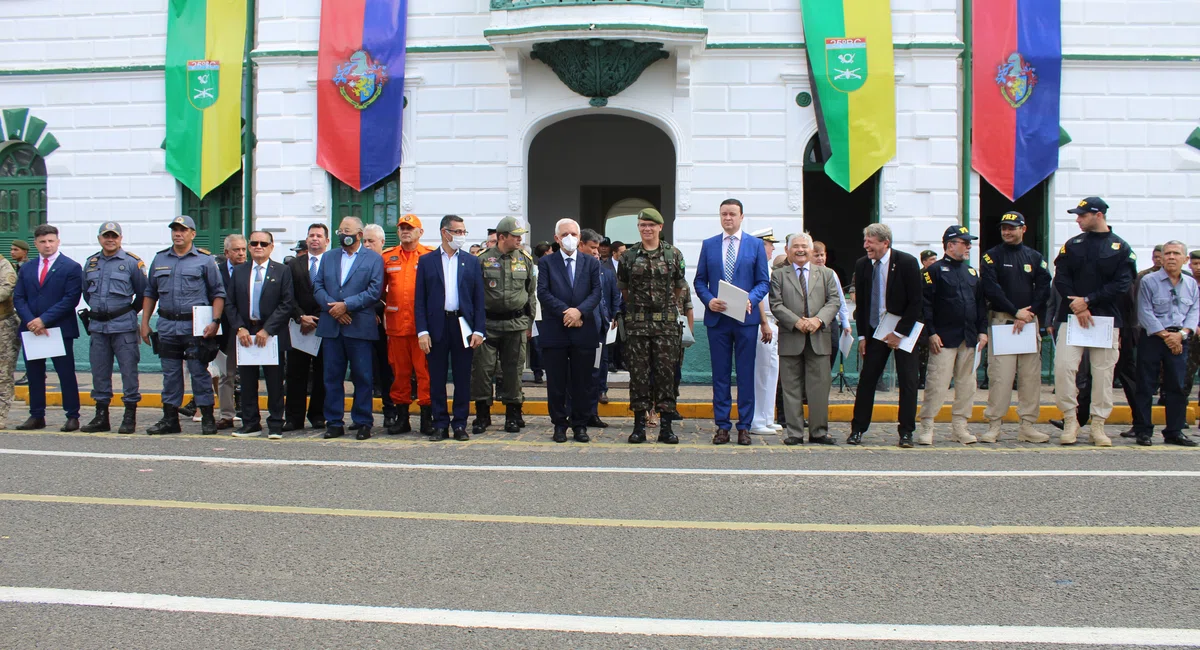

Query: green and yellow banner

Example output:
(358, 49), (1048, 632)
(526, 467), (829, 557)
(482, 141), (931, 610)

(165, 0), (247, 199)
(800, 0), (896, 192)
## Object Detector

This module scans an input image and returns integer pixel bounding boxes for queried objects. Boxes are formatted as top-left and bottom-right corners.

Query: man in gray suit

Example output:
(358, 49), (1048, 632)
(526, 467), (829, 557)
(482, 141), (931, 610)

(770, 232), (841, 445)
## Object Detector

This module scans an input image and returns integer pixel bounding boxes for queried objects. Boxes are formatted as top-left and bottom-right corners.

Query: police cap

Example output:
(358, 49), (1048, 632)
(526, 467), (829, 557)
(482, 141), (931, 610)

(169, 215), (197, 231)
(942, 225), (978, 243)
(495, 216), (528, 236)
(99, 221), (122, 236)
(1067, 197), (1109, 215)
(998, 211), (1025, 227)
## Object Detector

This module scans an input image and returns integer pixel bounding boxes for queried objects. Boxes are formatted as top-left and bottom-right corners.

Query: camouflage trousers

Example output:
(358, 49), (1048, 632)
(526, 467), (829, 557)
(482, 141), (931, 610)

(1186, 334), (1200, 398)
(0, 314), (19, 422)
(627, 332), (680, 414)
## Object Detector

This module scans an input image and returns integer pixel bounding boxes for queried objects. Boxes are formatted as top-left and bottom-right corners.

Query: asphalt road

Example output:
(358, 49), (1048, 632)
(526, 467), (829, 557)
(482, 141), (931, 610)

(1, 426), (1198, 649)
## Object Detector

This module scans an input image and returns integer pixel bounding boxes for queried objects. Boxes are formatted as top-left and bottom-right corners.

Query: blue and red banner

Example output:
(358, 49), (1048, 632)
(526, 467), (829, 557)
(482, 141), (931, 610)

(972, 0), (1061, 201)
(317, 0), (407, 191)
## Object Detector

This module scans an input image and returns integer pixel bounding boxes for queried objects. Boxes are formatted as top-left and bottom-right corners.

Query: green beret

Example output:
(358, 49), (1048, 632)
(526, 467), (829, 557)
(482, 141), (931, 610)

(1190, 250), (1200, 261)
(10, 240), (29, 252)
(637, 208), (663, 225)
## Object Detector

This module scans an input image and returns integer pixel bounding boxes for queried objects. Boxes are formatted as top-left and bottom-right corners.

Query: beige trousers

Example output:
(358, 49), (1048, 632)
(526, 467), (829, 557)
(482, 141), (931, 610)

(921, 342), (978, 425)
(983, 312), (1043, 425)
(1054, 327), (1119, 421)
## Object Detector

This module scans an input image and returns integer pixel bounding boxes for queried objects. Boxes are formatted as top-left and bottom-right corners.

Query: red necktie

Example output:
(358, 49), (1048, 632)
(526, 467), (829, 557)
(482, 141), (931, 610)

(38, 259), (49, 286)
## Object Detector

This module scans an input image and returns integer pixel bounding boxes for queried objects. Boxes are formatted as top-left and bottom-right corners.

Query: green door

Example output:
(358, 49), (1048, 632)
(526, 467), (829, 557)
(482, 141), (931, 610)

(330, 170), (401, 248)
(0, 142), (48, 257)
(181, 173), (243, 254)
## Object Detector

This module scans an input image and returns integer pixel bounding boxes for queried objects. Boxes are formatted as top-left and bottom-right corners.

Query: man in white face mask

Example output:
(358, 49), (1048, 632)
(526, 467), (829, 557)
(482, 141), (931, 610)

(536, 218), (603, 443)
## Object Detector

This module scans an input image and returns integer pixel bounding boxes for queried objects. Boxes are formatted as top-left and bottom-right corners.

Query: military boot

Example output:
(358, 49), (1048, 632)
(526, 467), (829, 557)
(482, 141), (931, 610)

(177, 399), (197, 418)
(1059, 416), (1079, 445)
(472, 400), (492, 435)
(419, 405), (433, 434)
(657, 416), (678, 444)
(383, 409), (399, 431)
(917, 419), (935, 445)
(950, 420), (977, 445)
(147, 405), (181, 435)
(1017, 421), (1049, 443)
(80, 401), (111, 433)
(117, 406), (137, 434)
(979, 420), (1002, 444)
(504, 403), (521, 433)
(516, 406), (526, 429)
(200, 405), (218, 435)
(1089, 417), (1112, 447)
(629, 411), (647, 444)
(390, 409), (411, 435)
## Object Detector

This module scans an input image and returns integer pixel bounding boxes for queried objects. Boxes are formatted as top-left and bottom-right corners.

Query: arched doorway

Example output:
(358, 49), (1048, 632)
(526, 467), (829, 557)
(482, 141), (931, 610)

(0, 141), (48, 254)
(801, 135), (879, 286)
(527, 114), (675, 244)
(978, 177), (1050, 258)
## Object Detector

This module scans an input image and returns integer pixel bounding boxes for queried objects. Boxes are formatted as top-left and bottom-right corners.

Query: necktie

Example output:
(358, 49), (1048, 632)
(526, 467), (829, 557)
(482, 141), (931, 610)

(723, 235), (736, 282)
(309, 256), (318, 283)
(870, 260), (884, 329)
(38, 259), (49, 286)
(251, 265), (264, 320)
(566, 257), (575, 287)
(798, 267), (810, 318)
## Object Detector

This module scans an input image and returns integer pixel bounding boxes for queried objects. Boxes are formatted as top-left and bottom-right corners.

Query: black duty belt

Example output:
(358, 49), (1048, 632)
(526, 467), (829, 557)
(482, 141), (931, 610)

(158, 310), (194, 322)
(486, 309), (524, 321)
(444, 310), (462, 318)
(631, 311), (675, 322)
(89, 303), (138, 322)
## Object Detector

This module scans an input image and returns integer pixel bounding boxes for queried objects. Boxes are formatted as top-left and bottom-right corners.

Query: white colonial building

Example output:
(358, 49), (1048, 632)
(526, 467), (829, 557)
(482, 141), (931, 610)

(1, 0), (1198, 376)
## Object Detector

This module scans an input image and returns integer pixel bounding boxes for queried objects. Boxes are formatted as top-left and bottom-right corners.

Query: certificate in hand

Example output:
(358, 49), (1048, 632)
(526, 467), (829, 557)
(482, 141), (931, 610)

(871, 313), (924, 353)
(1065, 315), (1115, 349)
(191, 306), (223, 336)
(288, 320), (321, 357)
(236, 335), (279, 366)
(990, 323), (1038, 356)
(717, 280), (749, 324)
(21, 328), (66, 360)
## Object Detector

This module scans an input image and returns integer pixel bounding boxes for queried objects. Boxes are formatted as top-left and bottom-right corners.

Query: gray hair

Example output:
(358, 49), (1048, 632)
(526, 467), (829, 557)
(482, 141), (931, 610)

(1163, 240), (1187, 254)
(338, 216), (364, 231)
(555, 218), (580, 236)
(788, 232), (813, 247)
(223, 234), (246, 251)
(863, 223), (892, 244)
(363, 224), (385, 240)
(580, 228), (603, 245)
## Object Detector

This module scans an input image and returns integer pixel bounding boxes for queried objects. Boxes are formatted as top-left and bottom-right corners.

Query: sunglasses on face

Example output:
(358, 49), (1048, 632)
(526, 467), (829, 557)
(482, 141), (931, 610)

(249, 241), (271, 248)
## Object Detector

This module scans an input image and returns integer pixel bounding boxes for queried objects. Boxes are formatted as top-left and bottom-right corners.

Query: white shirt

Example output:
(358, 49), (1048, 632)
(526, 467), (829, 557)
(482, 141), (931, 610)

(442, 246), (460, 311)
(339, 248), (359, 286)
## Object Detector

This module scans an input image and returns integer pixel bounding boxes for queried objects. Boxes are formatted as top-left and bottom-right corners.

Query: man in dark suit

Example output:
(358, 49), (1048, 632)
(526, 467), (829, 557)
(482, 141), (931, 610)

(314, 217), (384, 440)
(415, 215), (486, 441)
(849, 223), (925, 448)
(226, 231), (295, 439)
(581, 229), (621, 428)
(693, 199), (771, 446)
(537, 218), (602, 443)
(213, 234), (247, 430)
(13, 224), (84, 431)
(285, 224), (328, 431)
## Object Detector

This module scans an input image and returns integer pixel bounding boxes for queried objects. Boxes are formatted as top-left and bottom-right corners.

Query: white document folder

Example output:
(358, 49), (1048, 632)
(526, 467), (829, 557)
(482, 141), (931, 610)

(717, 280), (749, 323)
(990, 323), (1038, 356)
(21, 328), (66, 360)
(1065, 315), (1115, 349)
(871, 313), (924, 353)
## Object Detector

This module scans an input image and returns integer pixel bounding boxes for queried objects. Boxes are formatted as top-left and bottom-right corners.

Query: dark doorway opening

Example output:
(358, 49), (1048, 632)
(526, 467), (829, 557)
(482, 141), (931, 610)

(978, 177), (1050, 258)
(802, 136), (879, 286)
(580, 185), (662, 238)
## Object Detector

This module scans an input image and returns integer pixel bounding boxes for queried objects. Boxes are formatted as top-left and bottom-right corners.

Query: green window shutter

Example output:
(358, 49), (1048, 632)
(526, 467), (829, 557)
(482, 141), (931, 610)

(0, 142), (48, 258)
(181, 173), (243, 255)
(330, 170), (402, 248)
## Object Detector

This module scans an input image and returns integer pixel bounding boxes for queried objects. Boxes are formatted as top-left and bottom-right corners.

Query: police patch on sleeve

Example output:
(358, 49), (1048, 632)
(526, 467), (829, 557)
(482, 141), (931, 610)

(1041, 260), (1048, 269)
(968, 267), (977, 276)
(923, 271), (932, 285)
(982, 254), (993, 265)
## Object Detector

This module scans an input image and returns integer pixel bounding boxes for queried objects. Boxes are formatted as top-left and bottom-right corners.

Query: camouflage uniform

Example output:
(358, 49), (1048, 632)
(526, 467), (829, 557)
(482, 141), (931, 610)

(673, 284), (692, 399)
(0, 256), (19, 423)
(618, 240), (687, 414)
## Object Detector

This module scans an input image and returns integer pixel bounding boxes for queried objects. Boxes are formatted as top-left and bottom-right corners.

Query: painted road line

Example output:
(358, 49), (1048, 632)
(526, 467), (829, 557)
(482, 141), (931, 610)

(1, 587), (1197, 645)
(3, 448), (1199, 477)
(3, 493), (1199, 536)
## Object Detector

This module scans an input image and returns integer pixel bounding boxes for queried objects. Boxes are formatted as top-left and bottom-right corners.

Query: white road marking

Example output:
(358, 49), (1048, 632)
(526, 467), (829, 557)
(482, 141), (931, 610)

(0, 587), (1196, 645)
(1, 447), (1197, 477)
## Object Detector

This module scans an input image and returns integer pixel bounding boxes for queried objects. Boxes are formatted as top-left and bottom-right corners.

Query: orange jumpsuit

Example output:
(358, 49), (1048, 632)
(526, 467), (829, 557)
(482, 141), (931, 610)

(382, 243), (434, 406)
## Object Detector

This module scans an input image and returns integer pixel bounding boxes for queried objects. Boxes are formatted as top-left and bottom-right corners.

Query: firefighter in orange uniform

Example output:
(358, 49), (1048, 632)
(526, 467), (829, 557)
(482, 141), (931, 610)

(382, 214), (435, 434)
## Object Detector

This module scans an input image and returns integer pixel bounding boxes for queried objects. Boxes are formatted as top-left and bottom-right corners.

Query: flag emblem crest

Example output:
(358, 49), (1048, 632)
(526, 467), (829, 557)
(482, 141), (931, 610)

(996, 52), (1037, 108)
(334, 50), (389, 110)
(187, 60), (221, 110)
(825, 38), (868, 93)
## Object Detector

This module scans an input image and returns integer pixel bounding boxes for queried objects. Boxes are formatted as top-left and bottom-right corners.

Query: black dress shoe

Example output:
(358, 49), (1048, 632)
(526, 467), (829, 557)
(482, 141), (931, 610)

(808, 435), (837, 445)
(233, 424), (263, 435)
(1136, 433), (1153, 446)
(323, 427), (344, 439)
(61, 418), (80, 432)
(1049, 419), (1065, 431)
(282, 421), (303, 432)
(15, 417), (45, 430)
(356, 426), (373, 441)
(1164, 434), (1199, 447)
(586, 415), (608, 428)
(430, 427), (449, 441)
(1119, 428), (1137, 438)
(309, 419), (327, 429)
(898, 432), (915, 448)
(783, 436), (804, 446)
(453, 427), (469, 441)
(552, 426), (567, 443)
(573, 427), (590, 443)
(846, 431), (863, 445)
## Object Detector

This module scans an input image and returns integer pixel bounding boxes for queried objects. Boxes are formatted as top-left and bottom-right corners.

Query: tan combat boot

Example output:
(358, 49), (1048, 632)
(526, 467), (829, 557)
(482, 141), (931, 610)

(1017, 421), (1050, 443)
(917, 419), (935, 445)
(951, 420), (978, 445)
(1089, 418), (1112, 447)
(979, 421), (1002, 443)
(1059, 416), (1079, 445)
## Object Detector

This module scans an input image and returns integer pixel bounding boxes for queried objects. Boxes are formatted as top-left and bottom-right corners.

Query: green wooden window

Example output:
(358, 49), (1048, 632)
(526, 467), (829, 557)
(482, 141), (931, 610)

(0, 141), (48, 258)
(330, 170), (401, 248)
(181, 173), (243, 254)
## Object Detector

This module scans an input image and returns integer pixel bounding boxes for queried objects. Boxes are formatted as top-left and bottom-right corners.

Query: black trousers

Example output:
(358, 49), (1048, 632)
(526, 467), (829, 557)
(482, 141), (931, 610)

(852, 331), (919, 435)
(544, 345), (594, 428)
(1116, 326), (1142, 425)
(285, 346), (325, 425)
(240, 350), (287, 430)
(372, 329), (396, 414)
(1134, 336), (1187, 436)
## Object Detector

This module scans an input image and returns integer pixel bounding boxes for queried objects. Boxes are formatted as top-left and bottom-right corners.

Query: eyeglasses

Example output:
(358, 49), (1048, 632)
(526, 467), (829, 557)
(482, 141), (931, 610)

(444, 228), (469, 236)
(249, 241), (271, 248)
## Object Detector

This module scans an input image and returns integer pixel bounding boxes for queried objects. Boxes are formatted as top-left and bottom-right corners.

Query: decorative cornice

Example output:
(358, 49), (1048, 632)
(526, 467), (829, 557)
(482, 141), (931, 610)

(530, 39), (669, 107)
(0, 64), (165, 77)
(485, 23), (708, 38)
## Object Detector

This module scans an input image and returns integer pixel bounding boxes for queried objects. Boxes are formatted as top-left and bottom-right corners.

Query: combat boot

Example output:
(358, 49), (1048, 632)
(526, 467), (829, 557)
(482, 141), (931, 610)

(504, 403), (521, 433)
(390, 409), (411, 435)
(979, 420), (1002, 444)
(1017, 421), (1049, 443)
(472, 400), (492, 434)
(117, 406), (137, 434)
(419, 405), (433, 434)
(147, 405), (181, 435)
(200, 405), (218, 435)
(177, 399), (197, 418)
(80, 401), (111, 433)
(383, 409), (399, 431)
(629, 411), (647, 444)
(657, 416), (678, 444)
(917, 419), (935, 445)
(1059, 416), (1079, 445)
(516, 406), (526, 429)
(1089, 417), (1112, 447)
(950, 420), (978, 445)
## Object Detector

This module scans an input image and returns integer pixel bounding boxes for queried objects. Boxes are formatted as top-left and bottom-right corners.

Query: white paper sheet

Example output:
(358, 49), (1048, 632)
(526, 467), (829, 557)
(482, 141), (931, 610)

(531, 322), (539, 338)
(717, 280), (750, 323)
(458, 316), (472, 348)
(1065, 314), (1115, 349)
(288, 320), (321, 357)
(605, 323), (618, 345)
(594, 345), (603, 369)
(191, 306), (223, 336)
(236, 335), (279, 366)
(990, 323), (1038, 356)
(20, 328), (66, 360)
(972, 343), (983, 375)
(838, 329), (854, 358)
(871, 313), (924, 353)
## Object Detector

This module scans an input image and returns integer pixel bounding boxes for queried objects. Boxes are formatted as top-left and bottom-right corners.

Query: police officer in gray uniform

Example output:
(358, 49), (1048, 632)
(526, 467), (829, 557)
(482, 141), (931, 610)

(140, 215), (226, 435)
(81, 222), (148, 433)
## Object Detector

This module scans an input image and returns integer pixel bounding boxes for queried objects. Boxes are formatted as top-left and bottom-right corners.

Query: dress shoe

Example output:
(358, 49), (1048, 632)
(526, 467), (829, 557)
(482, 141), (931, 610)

(783, 436), (804, 446)
(553, 426), (568, 443)
(15, 374), (28, 386)
(808, 435), (836, 445)
(573, 427), (590, 443)
(1119, 428), (1137, 438)
(309, 419), (327, 430)
(599, 392), (609, 404)
(453, 426), (469, 441)
(267, 430), (283, 440)
(356, 426), (373, 441)
(533, 373), (543, 384)
(1164, 433), (1199, 447)
(430, 427), (449, 441)
(282, 420), (304, 433)
(586, 415), (608, 428)
(232, 424), (263, 437)
(215, 418), (234, 431)
(1136, 432), (1153, 446)
(15, 416), (45, 430)
(323, 427), (345, 439)
(737, 430), (752, 446)
(846, 431), (863, 445)
(898, 432), (915, 448)
(749, 427), (776, 435)
(1049, 419), (1065, 430)
(61, 418), (80, 432)
(712, 429), (731, 445)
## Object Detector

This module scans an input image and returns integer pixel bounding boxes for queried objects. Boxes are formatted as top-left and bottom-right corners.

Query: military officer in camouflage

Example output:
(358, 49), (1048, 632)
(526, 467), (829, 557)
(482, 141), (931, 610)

(81, 222), (147, 433)
(471, 216), (536, 434)
(0, 254), (17, 425)
(140, 215), (226, 435)
(618, 207), (687, 444)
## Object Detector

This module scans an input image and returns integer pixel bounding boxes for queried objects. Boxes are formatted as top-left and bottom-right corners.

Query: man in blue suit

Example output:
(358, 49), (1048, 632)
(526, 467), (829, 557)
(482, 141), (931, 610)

(693, 199), (771, 446)
(581, 228), (621, 428)
(313, 217), (384, 440)
(13, 224), (84, 431)
(537, 218), (602, 443)
(415, 215), (486, 441)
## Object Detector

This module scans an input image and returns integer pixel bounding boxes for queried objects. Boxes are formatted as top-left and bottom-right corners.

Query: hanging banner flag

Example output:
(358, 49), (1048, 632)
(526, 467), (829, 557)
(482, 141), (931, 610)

(972, 0), (1062, 200)
(317, 0), (408, 192)
(165, 0), (248, 199)
(800, 0), (896, 192)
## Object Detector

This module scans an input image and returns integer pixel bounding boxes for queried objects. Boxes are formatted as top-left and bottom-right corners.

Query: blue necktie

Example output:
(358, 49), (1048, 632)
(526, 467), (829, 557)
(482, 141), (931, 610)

(309, 256), (318, 283)
(870, 260), (884, 329)
(567, 257), (575, 287)
(723, 235), (736, 283)
(250, 265), (263, 320)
